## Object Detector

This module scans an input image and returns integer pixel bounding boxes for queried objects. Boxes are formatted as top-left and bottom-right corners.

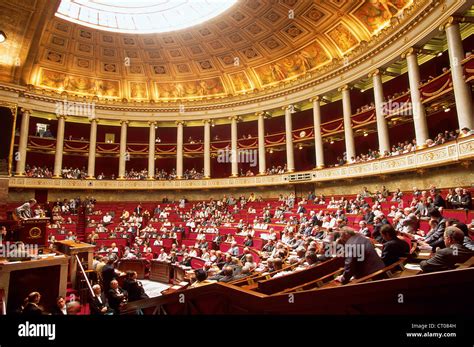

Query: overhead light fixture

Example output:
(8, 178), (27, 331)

(298, 144), (303, 150)
(363, 132), (368, 137)
(444, 107), (451, 112)
(330, 139), (334, 144)
(0, 31), (6, 43)
(437, 52), (443, 57)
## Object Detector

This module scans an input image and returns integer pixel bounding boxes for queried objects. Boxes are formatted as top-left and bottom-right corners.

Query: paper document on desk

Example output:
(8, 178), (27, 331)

(404, 263), (421, 271)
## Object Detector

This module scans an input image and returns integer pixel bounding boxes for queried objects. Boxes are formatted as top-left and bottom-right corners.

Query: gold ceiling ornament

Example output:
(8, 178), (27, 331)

(0, 0), (426, 101)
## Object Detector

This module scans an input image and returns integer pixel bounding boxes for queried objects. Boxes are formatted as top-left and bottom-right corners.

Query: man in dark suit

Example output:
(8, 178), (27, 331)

(22, 292), (44, 316)
(362, 207), (375, 225)
(420, 227), (474, 273)
(380, 224), (409, 266)
(335, 227), (385, 284)
(107, 280), (128, 314)
(51, 296), (68, 315)
(102, 258), (119, 292)
(134, 203), (143, 216)
(122, 271), (149, 302)
(423, 208), (446, 250)
(90, 284), (112, 315)
(431, 189), (446, 209)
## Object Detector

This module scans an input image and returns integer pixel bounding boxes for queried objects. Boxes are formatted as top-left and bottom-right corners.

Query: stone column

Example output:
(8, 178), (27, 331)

(148, 122), (156, 179)
(441, 17), (474, 131)
(402, 47), (429, 148)
(310, 97), (325, 169)
(15, 109), (30, 176)
(53, 115), (66, 178)
(203, 120), (211, 178)
(370, 69), (391, 154)
(340, 85), (356, 161)
(230, 116), (238, 177)
(284, 106), (295, 172)
(118, 120), (128, 179)
(257, 112), (267, 175)
(176, 121), (184, 179)
(87, 118), (98, 179)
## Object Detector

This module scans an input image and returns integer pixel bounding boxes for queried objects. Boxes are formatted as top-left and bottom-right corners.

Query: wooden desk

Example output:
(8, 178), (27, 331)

(150, 261), (172, 283)
(54, 240), (95, 288)
(117, 259), (147, 279)
(172, 264), (189, 284)
(0, 251), (68, 314)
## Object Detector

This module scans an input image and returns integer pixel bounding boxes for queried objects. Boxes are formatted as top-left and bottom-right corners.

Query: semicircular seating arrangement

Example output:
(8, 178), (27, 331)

(0, 0), (473, 325)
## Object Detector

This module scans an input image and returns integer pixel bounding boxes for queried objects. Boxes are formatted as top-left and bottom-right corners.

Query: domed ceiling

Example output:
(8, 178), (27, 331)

(2, 0), (420, 104)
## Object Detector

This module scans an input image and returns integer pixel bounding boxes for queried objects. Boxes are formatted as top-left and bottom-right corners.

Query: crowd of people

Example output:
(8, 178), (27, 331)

(83, 185), (473, 288)
(15, 182), (474, 315)
(25, 165), (53, 178)
(333, 127), (472, 166)
(22, 127), (473, 179)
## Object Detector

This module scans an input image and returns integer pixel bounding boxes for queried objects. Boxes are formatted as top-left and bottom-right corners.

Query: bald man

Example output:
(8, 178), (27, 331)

(420, 227), (474, 273)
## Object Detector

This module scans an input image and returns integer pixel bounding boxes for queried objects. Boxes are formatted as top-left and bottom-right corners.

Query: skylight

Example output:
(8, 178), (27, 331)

(55, 0), (238, 34)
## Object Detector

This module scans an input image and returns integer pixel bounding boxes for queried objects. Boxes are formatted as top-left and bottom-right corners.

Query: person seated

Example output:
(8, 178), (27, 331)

(107, 280), (128, 314)
(22, 292), (44, 316)
(102, 212), (113, 226)
(420, 227), (474, 273)
(243, 254), (257, 270)
(65, 231), (77, 241)
(90, 285), (112, 315)
(380, 225), (410, 266)
(190, 269), (217, 288)
(211, 266), (234, 282)
(51, 296), (68, 315)
(122, 271), (149, 302)
(421, 208), (446, 250)
(362, 207), (375, 225)
(358, 220), (370, 237)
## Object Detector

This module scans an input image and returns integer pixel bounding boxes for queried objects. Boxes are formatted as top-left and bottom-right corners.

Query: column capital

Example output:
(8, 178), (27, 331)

(368, 68), (381, 78)
(439, 16), (464, 31)
(148, 121), (157, 126)
(283, 105), (299, 113)
(338, 84), (351, 92)
(401, 47), (420, 59)
(202, 119), (212, 125)
(20, 108), (31, 115)
(309, 96), (320, 103)
(228, 115), (240, 122)
(175, 120), (186, 126)
(120, 120), (129, 125)
(56, 114), (67, 120)
(89, 117), (99, 124)
(257, 111), (272, 119)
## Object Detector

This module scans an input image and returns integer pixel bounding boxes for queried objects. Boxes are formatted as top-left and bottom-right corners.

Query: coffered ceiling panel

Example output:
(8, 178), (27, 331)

(1, 0), (423, 102)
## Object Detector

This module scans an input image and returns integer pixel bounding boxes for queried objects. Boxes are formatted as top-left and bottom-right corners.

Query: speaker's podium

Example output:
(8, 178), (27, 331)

(18, 218), (49, 246)
(54, 240), (95, 289)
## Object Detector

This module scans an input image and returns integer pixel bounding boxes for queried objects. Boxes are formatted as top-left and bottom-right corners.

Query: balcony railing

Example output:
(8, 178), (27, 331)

(9, 135), (474, 190)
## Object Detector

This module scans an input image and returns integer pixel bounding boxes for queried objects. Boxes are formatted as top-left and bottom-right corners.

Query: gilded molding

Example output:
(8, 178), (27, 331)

(9, 136), (474, 191)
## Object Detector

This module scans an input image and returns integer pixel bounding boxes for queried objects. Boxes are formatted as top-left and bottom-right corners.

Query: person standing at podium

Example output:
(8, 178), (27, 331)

(15, 199), (37, 220)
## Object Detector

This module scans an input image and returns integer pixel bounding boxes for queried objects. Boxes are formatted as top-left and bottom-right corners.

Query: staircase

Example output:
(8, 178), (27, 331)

(76, 207), (87, 242)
